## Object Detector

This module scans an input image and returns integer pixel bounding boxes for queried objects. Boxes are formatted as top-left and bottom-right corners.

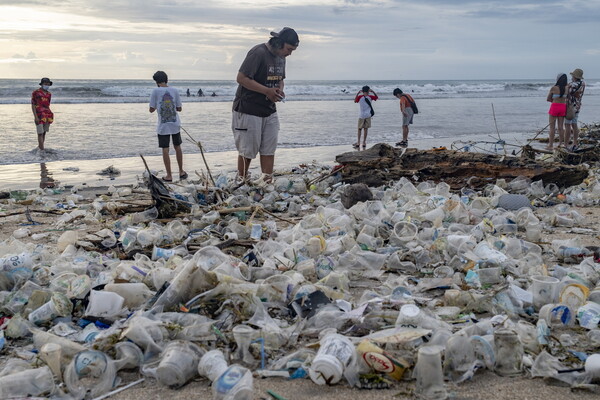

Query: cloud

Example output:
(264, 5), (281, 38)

(0, 1), (599, 79)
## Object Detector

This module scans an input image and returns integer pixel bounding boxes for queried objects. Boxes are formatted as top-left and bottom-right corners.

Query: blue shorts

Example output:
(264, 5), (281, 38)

(565, 112), (579, 124)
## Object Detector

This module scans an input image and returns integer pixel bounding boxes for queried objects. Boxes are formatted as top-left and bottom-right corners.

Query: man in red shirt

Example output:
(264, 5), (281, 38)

(393, 88), (416, 147)
(31, 77), (54, 151)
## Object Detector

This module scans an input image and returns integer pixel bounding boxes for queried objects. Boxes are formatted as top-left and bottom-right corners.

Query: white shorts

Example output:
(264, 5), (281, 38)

(232, 111), (280, 159)
(36, 123), (50, 134)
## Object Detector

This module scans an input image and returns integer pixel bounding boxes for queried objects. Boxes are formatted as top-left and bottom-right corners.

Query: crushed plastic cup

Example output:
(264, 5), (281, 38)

(40, 343), (62, 378)
(0, 366), (55, 398)
(156, 340), (204, 387)
(199, 350), (254, 400)
(530, 275), (559, 311)
(0, 252), (33, 271)
(64, 350), (116, 399)
(152, 245), (188, 260)
(104, 282), (154, 308)
(28, 292), (73, 325)
(213, 364), (254, 400)
(84, 289), (125, 319)
(414, 346), (447, 400)
(577, 302), (600, 329)
(113, 342), (144, 371)
(493, 329), (523, 376)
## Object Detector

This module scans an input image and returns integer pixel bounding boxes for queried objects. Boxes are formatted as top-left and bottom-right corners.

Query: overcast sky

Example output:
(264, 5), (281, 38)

(1, 0), (599, 81)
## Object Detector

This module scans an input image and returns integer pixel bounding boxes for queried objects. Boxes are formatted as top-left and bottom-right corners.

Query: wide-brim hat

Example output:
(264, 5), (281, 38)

(570, 68), (584, 79)
(39, 77), (53, 86)
(270, 27), (299, 46)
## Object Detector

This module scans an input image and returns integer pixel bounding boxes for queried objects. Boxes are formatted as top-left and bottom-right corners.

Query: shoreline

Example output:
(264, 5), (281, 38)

(0, 134), (532, 192)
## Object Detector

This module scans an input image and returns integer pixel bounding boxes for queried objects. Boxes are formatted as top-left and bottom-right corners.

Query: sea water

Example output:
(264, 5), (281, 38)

(0, 79), (599, 165)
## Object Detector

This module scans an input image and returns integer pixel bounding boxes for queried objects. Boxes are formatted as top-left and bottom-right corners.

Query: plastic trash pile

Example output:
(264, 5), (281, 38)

(1, 164), (600, 399)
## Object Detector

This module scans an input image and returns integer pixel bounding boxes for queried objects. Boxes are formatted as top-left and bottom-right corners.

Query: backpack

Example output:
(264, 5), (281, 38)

(364, 96), (375, 117)
(402, 94), (418, 114)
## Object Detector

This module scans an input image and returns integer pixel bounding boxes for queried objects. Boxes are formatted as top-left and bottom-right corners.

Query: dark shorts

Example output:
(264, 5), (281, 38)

(158, 133), (182, 148)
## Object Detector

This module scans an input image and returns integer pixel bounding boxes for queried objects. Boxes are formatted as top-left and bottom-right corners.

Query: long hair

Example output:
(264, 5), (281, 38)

(555, 73), (568, 97)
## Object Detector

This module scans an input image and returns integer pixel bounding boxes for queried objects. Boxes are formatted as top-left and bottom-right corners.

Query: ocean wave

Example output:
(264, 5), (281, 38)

(1, 79), (598, 105)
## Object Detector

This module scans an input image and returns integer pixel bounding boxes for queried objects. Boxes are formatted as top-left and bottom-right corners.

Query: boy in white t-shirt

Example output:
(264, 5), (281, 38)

(353, 85), (378, 149)
(149, 70), (187, 182)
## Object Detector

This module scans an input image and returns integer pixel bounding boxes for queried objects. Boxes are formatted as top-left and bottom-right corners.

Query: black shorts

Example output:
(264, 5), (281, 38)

(158, 133), (182, 148)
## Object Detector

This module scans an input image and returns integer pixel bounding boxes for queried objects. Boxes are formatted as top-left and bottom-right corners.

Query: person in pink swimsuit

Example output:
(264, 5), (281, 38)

(546, 73), (568, 150)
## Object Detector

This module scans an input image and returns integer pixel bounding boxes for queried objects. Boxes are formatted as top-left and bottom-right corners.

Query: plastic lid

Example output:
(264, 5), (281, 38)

(309, 354), (344, 385)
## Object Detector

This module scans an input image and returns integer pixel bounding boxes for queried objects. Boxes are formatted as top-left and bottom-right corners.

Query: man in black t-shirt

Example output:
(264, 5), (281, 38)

(232, 27), (299, 183)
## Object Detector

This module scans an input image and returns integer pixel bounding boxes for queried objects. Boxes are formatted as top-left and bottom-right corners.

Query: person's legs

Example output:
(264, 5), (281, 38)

(402, 125), (409, 142)
(174, 145), (185, 176)
(171, 133), (186, 178)
(573, 121), (580, 147)
(547, 115), (556, 149)
(232, 111), (261, 181)
(564, 122), (572, 146)
(37, 133), (45, 150)
(362, 128), (368, 147)
(36, 124), (47, 150)
(258, 112), (280, 182)
(356, 127), (362, 146)
(238, 155), (252, 179)
(557, 116), (565, 146)
(162, 147), (172, 180)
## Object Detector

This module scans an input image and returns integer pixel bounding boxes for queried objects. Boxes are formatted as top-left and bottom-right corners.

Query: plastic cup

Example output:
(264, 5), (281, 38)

(414, 346), (447, 400)
(28, 292), (73, 325)
(198, 350), (229, 382)
(585, 354), (600, 381)
(395, 304), (422, 328)
(156, 341), (204, 387)
(525, 223), (542, 242)
(478, 267), (503, 285)
(392, 221), (418, 243)
(530, 275), (559, 311)
(232, 325), (255, 365)
(493, 329), (523, 376)
(64, 350), (116, 399)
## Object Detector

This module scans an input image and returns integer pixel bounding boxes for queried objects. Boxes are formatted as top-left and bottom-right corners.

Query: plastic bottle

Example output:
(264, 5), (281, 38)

(309, 330), (358, 386)
(198, 350), (254, 400)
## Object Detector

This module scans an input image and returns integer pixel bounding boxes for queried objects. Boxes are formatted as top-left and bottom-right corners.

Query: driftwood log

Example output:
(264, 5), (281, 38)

(335, 143), (589, 189)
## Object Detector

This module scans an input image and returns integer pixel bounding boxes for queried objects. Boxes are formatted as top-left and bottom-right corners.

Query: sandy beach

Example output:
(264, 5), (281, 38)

(2, 137), (600, 400)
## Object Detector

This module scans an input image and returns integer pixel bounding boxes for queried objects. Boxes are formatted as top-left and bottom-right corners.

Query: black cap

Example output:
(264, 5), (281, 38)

(270, 27), (299, 46)
(39, 77), (53, 86)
